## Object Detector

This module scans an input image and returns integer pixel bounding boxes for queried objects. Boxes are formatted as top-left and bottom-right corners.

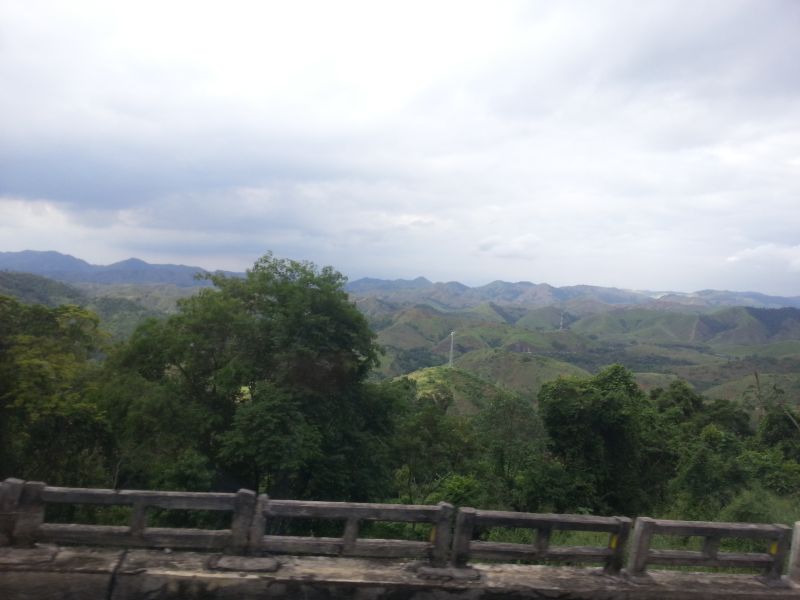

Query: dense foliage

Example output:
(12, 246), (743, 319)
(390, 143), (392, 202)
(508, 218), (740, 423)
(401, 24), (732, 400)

(2, 253), (800, 527)
(0, 296), (108, 484)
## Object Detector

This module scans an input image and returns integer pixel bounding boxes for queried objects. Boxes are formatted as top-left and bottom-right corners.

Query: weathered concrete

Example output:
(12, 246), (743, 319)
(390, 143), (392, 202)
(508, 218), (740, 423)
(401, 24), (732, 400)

(2, 545), (800, 600)
(6, 479), (797, 581)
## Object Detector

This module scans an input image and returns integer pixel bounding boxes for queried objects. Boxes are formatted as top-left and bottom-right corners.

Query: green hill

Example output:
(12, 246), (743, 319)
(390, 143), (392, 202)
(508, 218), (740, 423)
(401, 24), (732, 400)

(74, 282), (198, 314)
(82, 297), (162, 339)
(570, 308), (699, 343)
(634, 372), (681, 392)
(713, 340), (800, 359)
(377, 305), (477, 349)
(464, 302), (515, 324)
(404, 366), (508, 414)
(704, 372), (800, 403)
(354, 283), (800, 404)
(0, 270), (86, 306)
(515, 306), (574, 331)
(569, 306), (800, 346)
(465, 302), (532, 325)
(453, 349), (590, 397)
(0, 271), (164, 339)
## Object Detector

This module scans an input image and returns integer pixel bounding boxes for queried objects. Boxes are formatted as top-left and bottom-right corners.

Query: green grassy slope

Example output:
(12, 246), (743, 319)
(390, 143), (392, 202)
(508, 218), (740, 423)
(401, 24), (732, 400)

(404, 366), (508, 414)
(454, 349), (590, 397)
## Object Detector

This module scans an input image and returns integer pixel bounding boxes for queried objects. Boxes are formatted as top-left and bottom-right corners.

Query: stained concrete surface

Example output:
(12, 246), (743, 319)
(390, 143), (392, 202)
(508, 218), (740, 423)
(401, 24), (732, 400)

(2, 545), (800, 599)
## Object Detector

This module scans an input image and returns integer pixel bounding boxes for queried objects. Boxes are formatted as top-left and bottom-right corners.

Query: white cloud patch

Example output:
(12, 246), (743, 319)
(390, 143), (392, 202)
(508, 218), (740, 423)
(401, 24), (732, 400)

(477, 234), (541, 260)
(728, 244), (800, 272)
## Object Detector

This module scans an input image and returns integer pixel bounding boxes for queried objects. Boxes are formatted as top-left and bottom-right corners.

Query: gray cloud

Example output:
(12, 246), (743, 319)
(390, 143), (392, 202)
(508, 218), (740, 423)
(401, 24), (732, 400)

(1, 0), (799, 294)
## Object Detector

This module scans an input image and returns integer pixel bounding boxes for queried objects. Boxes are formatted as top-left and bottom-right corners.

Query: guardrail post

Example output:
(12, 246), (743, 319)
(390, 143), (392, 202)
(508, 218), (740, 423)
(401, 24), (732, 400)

(452, 507), (476, 567)
(129, 499), (147, 538)
(702, 535), (720, 560)
(230, 488), (257, 554)
(430, 502), (453, 567)
(766, 523), (791, 580)
(789, 522), (800, 583)
(247, 494), (269, 554)
(341, 517), (359, 555)
(535, 524), (552, 554)
(605, 517), (631, 574)
(0, 478), (24, 546)
(627, 517), (654, 576)
(12, 480), (46, 546)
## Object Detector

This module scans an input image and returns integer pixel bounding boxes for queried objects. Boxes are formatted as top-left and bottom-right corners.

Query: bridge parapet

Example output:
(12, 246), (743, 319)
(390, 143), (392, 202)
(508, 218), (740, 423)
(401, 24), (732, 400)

(251, 496), (453, 565)
(628, 516), (792, 580)
(4, 477), (800, 591)
(2, 478), (256, 552)
(452, 507), (631, 573)
(0, 479), (454, 565)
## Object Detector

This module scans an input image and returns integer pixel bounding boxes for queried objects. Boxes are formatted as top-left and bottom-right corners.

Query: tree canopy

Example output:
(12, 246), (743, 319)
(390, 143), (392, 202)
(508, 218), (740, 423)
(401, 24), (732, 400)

(0, 296), (108, 484)
(102, 253), (387, 498)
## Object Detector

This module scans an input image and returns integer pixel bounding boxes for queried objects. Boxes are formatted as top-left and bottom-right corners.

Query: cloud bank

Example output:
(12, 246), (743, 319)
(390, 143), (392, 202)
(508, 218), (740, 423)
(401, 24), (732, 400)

(1, 0), (799, 293)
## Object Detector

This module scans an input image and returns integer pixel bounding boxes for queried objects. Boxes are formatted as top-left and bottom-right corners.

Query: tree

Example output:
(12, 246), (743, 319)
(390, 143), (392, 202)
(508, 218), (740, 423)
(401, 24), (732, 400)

(0, 296), (109, 485)
(108, 253), (388, 499)
(668, 424), (747, 519)
(473, 392), (544, 509)
(538, 365), (669, 515)
(388, 381), (477, 505)
(219, 383), (321, 494)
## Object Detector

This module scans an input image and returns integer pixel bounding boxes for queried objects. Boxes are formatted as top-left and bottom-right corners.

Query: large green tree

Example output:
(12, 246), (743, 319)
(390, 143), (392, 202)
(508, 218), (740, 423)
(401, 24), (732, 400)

(0, 295), (108, 484)
(389, 384), (477, 505)
(473, 392), (545, 510)
(538, 365), (670, 515)
(106, 253), (388, 499)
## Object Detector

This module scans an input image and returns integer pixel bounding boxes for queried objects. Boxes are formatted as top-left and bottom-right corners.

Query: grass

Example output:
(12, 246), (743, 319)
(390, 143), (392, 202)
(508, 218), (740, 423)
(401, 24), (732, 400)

(454, 349), (590, 395)
(405, 366), (506, 414)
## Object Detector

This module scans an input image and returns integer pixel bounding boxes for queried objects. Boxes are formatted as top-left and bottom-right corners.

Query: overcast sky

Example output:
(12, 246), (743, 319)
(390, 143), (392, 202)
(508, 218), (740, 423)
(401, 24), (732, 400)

(1, 1), (799, 294)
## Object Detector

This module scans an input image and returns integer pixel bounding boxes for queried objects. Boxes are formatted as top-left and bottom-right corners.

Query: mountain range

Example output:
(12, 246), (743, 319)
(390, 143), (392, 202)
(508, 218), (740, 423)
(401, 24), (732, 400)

(3, 250), (800, 403)
(0, 250), (241, 287)
(344, 277), (800, 311)
(2, 250), (799, 309)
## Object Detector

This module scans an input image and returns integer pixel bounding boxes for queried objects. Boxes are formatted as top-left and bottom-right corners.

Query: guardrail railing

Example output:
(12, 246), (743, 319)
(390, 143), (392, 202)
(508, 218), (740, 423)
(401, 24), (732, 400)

(1, 478), (256, 553)
(250, 497), (453, 566)
(627, 517), (791, 580)
(5, 477), (800, 582)
(452, 507), (631, 573)
(0, 479), (452, 566)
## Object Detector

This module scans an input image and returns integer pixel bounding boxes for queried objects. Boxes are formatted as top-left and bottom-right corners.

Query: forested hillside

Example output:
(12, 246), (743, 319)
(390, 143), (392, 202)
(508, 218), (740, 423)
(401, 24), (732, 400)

(3, 253), (800, 529)
(356, 293), (800, 403)
(0, 271), (166, 339)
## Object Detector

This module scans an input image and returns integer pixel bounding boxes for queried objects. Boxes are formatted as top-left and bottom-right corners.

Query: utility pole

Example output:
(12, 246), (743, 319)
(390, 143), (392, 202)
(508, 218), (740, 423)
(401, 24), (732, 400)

(449, 331), (455, 368)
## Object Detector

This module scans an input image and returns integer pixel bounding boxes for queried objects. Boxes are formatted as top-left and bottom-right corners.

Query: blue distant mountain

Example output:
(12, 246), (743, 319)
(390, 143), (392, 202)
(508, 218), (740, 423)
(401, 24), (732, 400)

(3, 250), (799, 308)
(0, 250), (242, 287)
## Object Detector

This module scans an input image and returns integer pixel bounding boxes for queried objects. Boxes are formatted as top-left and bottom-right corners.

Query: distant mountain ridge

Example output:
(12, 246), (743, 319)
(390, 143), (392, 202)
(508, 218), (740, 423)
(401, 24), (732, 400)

(2, 250), (799, 309)
(346, 277), (800, 310)
(0, 250), (242, 287)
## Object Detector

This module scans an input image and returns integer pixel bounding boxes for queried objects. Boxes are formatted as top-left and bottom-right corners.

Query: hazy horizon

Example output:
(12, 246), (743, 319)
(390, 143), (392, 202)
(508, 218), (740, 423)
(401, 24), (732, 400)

(4, 247), (800, 297)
